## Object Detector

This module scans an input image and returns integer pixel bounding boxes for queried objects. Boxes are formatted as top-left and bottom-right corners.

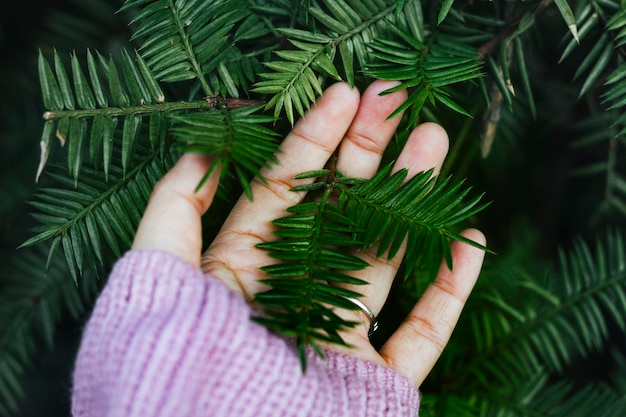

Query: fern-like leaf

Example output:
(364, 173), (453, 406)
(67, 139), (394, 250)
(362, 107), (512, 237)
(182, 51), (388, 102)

(0, 245), (99, 416)
(561, 1), (624, 98)
(38, 49), (170, 180)
(252, 0), (417, 124)
(256, 165), (489, 369)
(338, 164), (489, 278)
(569, 111), (626, 220)
(365, 32), (483, 125)
(255, 188), (369, 371)
(122, 0), (269, 97)
(21, 145), (176, 282)
(475, 372), (623, 417)
(170, 104), (280, 198)
(603, 58), (626, 139)
(252, 29), (338, 125)
(455, 230), (626, 387)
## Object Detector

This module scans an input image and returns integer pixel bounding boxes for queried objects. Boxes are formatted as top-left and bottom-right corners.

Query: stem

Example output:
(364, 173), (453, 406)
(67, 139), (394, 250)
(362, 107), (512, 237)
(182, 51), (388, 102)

(477, 0), (553, 58)
(43, 100), (211, 121)
(300, 188), (331, 337)
(42, 97), (265, 121)
(332, 7), (395, 47)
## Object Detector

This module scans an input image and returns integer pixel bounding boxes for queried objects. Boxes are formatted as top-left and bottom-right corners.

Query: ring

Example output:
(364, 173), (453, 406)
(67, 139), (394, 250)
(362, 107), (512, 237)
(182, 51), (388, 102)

(341, 296), (379, 337)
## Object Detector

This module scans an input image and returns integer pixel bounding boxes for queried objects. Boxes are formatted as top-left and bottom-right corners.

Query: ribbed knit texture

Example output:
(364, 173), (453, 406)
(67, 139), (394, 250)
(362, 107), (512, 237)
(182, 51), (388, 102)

(72, 250), (420, 417)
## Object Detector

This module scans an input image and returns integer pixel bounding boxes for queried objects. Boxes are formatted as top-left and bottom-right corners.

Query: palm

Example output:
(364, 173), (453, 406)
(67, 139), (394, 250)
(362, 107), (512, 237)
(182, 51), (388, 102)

(134, 80), (485, 387)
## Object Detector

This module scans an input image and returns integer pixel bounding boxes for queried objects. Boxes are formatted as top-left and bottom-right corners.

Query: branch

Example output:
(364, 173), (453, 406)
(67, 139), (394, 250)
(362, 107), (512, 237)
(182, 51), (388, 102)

(43, 97), (266, 121)
(477, 0), (553, 58)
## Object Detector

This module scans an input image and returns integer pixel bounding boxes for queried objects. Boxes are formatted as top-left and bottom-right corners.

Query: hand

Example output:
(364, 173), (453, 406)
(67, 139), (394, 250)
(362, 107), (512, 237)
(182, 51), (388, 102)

(132, 80), (486, 388)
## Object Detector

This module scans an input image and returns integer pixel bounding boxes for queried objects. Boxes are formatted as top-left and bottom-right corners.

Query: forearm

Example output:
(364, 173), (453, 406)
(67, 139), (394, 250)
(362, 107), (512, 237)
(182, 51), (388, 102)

(72, 250), (419, 417)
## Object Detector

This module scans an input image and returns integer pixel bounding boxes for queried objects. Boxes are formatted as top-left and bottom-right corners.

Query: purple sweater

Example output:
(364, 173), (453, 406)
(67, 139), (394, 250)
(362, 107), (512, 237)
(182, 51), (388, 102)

(72, 250), (420, 416)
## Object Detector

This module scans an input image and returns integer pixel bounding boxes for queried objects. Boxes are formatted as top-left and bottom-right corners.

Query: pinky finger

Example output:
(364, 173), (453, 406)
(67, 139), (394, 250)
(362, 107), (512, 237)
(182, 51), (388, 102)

(378, 229), (486, 387)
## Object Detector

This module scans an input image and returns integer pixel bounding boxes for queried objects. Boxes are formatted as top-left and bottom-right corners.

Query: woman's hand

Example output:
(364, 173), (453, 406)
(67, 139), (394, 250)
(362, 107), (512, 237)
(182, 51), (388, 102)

(132, 80), (486, 388)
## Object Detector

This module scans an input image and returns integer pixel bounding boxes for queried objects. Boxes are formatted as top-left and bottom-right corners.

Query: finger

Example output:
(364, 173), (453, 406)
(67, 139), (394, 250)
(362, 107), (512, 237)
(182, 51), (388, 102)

(393, 122), (449, 178)
(379, 228), (486, 387)
(336, 80), (407, 178)
(336, 123), (450, 321)
(202, 83), (361, 296)
(132, 153), (219, 267)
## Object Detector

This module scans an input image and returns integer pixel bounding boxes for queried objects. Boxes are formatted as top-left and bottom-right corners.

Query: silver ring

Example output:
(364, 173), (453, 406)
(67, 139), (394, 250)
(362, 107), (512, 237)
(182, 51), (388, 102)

(342, 296), (379, 337)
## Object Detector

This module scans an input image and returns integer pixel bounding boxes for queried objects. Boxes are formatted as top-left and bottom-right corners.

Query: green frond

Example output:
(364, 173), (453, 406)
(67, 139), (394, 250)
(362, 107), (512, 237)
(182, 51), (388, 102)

(205, 3), (274, 97)
(426, 364), (626, 416)
(603, 63), (626, 138)
(337, 164), (490, 278)
(551, 3), (626, 223)
(121, 0), (229, 93)
(122, 0), (273, 98)
(364, 31), (482, 125)
(569, 110), (626, 221)
(606, 7), (626, 48)
(0, 245), (99, 416)
(37, 49), (177, 180)
(422, 369), (626, 417)
(254, 188), (369, 371)
(207, 49), (267, 99)
(455, 230), (626, 387)
(578, 35), (613, 98)
(255, 164), (489, 369)
(252, 29), (338, 125)
(20, 145), (177, 283)
(418, 392), (478, 417)
(170, 105), (280, 199)
(474, 372), (625, 417)
(560, 2), (625, 98)
(253, 0), (415, 124)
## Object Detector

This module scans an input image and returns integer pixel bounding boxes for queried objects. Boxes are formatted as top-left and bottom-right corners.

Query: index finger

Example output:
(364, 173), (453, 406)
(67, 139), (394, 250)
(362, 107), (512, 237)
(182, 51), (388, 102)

(132, 153), (219, 267)
(202, 83), (360, 296)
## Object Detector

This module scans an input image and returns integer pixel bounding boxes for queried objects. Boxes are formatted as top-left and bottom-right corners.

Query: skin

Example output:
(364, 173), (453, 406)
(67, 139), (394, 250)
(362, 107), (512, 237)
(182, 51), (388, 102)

(132, 80), (486, 388)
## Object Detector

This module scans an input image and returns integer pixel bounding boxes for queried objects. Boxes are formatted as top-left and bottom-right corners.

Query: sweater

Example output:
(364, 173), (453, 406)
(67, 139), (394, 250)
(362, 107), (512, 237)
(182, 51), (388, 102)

(71, 250), (420, 416)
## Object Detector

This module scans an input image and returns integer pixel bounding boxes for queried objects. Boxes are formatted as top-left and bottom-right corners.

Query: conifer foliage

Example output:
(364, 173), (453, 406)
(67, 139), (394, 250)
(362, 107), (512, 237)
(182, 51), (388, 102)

(2, 0), (626, 415)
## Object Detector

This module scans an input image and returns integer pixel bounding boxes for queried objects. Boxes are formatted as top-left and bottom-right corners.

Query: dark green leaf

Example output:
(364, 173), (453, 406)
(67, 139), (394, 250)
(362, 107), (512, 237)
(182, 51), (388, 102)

(438, 0), (455, 25)
(38, 52), (63, 111)
(122, 115), (142, 173)
(71, 52), (96, 109)
(555, 0), (579, 42)
(54, 50), (75, 110)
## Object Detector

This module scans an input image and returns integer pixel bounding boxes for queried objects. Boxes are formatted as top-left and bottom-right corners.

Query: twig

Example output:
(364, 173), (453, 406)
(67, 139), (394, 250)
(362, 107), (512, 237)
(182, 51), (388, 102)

(477, 0), (553, 58)
(204, 95), (266, 109)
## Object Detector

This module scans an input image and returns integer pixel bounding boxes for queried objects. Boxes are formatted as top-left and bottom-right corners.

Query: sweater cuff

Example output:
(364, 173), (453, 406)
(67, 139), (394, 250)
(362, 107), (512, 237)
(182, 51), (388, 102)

(74, 250), (420, 417)
(314, 349), (420, 416)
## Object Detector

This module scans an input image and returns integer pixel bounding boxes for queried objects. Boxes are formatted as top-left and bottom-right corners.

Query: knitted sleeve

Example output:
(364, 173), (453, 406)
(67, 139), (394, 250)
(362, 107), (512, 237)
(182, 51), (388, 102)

(71, 250), (420, 417)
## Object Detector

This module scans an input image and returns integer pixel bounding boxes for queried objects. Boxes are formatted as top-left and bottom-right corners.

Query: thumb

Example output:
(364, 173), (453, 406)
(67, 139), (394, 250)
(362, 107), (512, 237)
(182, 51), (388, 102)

(132, 153), (220, 267)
